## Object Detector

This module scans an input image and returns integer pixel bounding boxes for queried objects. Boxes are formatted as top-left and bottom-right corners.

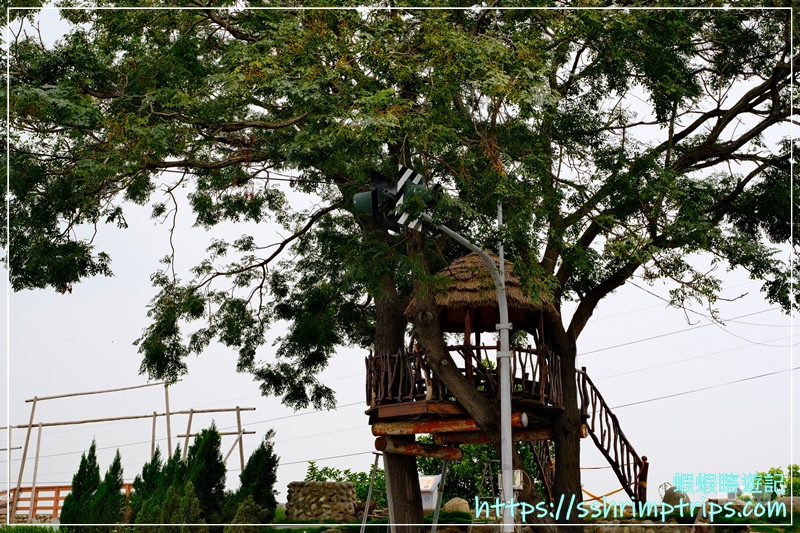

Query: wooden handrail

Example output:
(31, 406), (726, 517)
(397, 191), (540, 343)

(576, 367), (648, 502)
(366, 344), (563, 408)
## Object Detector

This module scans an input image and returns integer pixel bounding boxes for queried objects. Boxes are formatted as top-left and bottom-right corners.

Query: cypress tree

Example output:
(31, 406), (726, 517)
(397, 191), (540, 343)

(60, 440), (101, 531)
(236, 430), (279, 523)
(185, 424), (226, 524)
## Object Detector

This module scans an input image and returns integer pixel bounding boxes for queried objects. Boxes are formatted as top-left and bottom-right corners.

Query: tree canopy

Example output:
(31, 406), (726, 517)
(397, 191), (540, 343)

(7, 2), (795, 406)
(6, 2), (796, 525)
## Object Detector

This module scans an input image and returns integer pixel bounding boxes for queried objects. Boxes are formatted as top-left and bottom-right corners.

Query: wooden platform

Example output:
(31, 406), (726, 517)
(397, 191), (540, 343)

(366, 400), (466, 422)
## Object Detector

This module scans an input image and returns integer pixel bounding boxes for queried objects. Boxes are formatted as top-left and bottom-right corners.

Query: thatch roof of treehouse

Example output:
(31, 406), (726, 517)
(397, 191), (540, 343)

(404, 251), (554, 334)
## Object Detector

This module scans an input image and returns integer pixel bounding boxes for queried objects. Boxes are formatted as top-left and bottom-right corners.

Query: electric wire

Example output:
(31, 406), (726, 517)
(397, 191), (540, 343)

(611, 366), (799, 409)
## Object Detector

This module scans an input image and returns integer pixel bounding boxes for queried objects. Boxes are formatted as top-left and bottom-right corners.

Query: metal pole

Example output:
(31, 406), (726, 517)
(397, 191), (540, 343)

(496, 202), (514, 533)
(431, 460), (449, 533)
(360, 452), (381, 533)
(420, 207), (515, 533)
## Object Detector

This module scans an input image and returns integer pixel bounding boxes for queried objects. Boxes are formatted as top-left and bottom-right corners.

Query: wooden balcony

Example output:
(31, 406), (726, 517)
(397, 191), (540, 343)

(365, 343), (563, 424)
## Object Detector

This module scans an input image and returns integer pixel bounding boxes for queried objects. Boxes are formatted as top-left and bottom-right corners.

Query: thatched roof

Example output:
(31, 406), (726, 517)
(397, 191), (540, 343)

(404, 251), (552, 333)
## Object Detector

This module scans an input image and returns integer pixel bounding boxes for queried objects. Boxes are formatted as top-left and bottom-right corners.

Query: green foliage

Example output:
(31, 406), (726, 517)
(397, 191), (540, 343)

(416, 437), (543, 503)
(304, 461), (388, 509)
(7, 7), (796, 415)
(60, 441), (101, 529)
(60, 442), (125, 531)
(224, 495), (266, 533)
(788, 464), (800, 497)
(184, 423), (227, 524)
(233, 430), (280, 523)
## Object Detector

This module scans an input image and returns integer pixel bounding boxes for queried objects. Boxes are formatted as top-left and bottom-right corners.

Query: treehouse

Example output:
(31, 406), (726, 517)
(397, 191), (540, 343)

(365, 251), (649, 503)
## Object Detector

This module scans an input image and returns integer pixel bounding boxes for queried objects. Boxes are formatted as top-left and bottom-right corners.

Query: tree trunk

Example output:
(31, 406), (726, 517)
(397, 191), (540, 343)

(374, 272), (424, 533)
(545, 313), (584, 531)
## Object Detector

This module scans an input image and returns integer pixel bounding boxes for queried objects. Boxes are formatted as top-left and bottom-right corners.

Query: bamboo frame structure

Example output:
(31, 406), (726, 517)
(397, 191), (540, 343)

(6, 381), (257, 520)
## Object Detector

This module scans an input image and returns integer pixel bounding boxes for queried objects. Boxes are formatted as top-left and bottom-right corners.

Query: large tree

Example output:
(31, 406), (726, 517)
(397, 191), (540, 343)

(6, 2), (796, 530)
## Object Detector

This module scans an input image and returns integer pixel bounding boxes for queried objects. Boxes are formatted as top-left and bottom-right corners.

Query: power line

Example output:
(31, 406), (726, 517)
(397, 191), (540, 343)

(611, 366), (799, 409)
(578, 307), (780, 356)
(274, 426), (365, 444)
(594, 334), (796, 381)
(280, 451), (374, 466)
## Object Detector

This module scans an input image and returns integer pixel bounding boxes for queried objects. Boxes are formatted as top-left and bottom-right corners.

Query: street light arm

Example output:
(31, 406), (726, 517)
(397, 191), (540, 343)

(419, 213), (507, 299)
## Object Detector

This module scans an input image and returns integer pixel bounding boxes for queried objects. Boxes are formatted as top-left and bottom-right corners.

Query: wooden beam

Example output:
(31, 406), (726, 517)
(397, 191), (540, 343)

(375, 436), (463, 461)
(372, 412), (528, 436)
(433, 426), (551, 445)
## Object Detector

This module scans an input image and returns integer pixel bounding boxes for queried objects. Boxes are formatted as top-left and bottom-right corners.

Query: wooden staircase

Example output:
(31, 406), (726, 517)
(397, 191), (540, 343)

(576, 366), (649, 502)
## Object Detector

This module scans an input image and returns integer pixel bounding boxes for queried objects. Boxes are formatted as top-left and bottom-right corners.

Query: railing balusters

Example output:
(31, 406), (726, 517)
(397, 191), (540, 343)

(576, 368), (646, 502)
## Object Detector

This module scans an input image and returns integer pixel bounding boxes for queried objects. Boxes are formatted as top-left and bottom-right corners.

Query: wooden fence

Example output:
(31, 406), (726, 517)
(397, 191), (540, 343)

(0, 483), (133, 520)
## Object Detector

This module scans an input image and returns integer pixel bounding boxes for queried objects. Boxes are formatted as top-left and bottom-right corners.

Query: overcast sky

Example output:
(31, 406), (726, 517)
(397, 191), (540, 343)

(3, 6), (796, 516)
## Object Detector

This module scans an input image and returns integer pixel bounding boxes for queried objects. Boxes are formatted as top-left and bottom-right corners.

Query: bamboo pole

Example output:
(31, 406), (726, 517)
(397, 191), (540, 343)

(224, 434), (241, 464)
(12, 397), (37, 517)
(29, 424), (43, 521)
(25, 381), (171, 403)
(164, 385), (172, 454)
(177, 430), (255, 439)
(0, 408), (255, 431)
(151, 411), (157, 460)
(236, 406), (245, 472)
(182, 409), (194, 462)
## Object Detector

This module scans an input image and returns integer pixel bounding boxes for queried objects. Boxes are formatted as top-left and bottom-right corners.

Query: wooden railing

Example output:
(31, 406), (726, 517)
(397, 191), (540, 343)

(0, 483), (133, 520)
(577, 367), (648, 502)
(366, 343), (562, 408)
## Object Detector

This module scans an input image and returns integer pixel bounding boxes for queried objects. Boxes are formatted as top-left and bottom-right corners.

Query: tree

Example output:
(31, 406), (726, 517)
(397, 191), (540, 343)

(87, 449), (126, 528)
(7, 4), (796, 532)
(60, 443), (125, 530)
(128, 447), (164, 523)
(60, 440), (101, 530)
(185, 424), (227, 525)
(233, 430), (279, 523)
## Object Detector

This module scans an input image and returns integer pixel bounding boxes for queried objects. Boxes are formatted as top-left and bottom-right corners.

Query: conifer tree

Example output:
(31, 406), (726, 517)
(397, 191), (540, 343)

(88, 449), (125, 528)
(185, 424), (226, 524)
(235, 429), (279, 523)
(60, 440), (101, 530)
(129, 447), (163, 523)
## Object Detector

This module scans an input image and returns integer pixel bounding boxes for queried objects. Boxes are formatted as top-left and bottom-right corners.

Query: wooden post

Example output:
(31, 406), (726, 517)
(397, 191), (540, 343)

(52, 487), (60, 518)
(182, 409), (194, 462)
(151, 411), (157, 460)
(29, 423), (43, 521)
(236, 406), (245, 472)
(224, 434), (241, 464)
(13, 397), (37, 517)
(638, 456), (649, 502)
(164, 385), (172, 454)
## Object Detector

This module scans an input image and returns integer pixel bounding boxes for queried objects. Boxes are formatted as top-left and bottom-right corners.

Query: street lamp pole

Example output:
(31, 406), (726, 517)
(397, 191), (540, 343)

(420, 202), (515, 533)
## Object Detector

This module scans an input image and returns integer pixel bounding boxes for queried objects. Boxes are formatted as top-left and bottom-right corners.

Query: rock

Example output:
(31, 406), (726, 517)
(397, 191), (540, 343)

(442, 497), (470, 514)
(775, 496), (800, 514)
(662, 486), (690, 508)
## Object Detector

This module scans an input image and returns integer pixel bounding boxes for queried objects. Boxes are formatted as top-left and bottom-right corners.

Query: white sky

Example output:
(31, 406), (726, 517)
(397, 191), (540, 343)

(2, 5), (796, 515)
